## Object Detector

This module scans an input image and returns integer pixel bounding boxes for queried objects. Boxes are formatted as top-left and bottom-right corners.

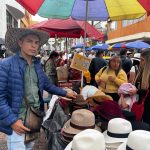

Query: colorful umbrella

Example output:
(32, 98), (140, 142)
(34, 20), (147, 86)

(138, 0), (150, 16)
(109, 43), (126, 50)
(16, 0), (147, 21)
(125, 40), (150, 49)
(31, 18), (103, 40)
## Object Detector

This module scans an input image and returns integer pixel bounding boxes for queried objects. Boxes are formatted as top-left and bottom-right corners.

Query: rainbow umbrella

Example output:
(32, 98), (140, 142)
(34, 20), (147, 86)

(16, 0), (148, 21)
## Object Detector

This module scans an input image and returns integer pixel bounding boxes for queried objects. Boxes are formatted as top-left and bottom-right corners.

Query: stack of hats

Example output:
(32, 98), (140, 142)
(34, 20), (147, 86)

(103, 118), (132, 150)
(69, 94), (89, 114)
(61, 109), (101, 144)
(81, 85), (113, 107)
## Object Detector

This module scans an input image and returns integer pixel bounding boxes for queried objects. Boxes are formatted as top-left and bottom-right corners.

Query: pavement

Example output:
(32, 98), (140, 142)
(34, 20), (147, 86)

(0, 129), (48, 150)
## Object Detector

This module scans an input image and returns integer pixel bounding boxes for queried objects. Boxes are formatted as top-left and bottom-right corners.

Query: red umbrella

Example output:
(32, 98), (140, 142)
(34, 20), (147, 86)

(138, 0), (150, 15)
(31, 18), (104, 40)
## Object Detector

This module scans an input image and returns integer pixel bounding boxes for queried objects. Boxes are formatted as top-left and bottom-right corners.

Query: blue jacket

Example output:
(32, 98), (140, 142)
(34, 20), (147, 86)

(0, 54), (67, 135)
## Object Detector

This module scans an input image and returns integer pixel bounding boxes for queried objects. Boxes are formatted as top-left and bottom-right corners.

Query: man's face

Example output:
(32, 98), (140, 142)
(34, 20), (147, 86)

(18, 34), (40, 57)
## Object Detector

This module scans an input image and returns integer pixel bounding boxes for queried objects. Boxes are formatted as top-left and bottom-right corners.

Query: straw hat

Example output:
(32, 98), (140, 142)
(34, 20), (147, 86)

(5, 28), (49, 53)
(81, 85), (99, 100)
(117, 130), (150, 150)
(71, 94), (87, 105)
(62, 109), (100, 136)
(65, 129), (106, 150)
(131, 53), (141, 61)
(87, 90), (113, 107)
(103, 118), (132, 144)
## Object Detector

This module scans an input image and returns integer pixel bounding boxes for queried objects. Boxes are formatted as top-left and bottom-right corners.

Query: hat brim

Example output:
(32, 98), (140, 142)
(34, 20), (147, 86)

(62, 119), (101, 135)
(64, 141), (72, 150)
(103, 130), (128, 143)
(132, 58), (140, 61)
(87, 95), (113, 107)
(117, 142), (126, 150)
(65, 141), (108, 150)
(5, 28), (49, 53)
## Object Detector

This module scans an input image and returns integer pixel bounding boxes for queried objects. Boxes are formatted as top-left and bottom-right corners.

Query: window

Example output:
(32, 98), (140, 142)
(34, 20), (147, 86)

(110, 21), (117, 31)
(6, 11), (18, 29)
(122, 15), (146, 27)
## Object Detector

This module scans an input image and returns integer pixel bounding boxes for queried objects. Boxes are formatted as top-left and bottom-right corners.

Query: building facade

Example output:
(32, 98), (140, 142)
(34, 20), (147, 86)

(106, 15), (150, 44)
(0, 0), (28, 39)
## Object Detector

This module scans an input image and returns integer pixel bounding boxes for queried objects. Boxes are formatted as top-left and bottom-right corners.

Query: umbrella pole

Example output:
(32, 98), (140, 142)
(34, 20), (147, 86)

(65, 37), (68, 60)
(81, 0), (89, 88)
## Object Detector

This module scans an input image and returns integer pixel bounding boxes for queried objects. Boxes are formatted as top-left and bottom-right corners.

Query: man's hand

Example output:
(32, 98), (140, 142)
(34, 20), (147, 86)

(66, 90), (77, 99)
(11, 119), (30, 135)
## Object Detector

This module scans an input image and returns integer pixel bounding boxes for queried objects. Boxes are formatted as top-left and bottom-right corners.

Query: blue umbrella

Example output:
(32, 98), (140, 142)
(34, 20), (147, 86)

(85, 47), (92, 51)
(92, 43), (109, 50)
(71, 43), (84, 49)
(125, 41), (150, 49)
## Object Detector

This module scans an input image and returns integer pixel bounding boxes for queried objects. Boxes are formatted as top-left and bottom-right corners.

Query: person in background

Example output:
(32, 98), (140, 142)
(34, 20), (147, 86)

(89, 49), (107, 87)
(88, 50), (95, 59)
(120, 49), (132, 75)
(0, 28), (76, 150)
(45, 51), (59, 86)
(128, 53), (140, 84)
(95, 55), (127, 102)
(129, 49), (150, 126)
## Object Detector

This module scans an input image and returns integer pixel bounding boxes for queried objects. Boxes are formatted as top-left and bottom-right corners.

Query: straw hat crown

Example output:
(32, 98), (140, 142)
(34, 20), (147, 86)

(103, 118), (132, 143)
(65, 129), (106, 150)
(70, 109), (95, 127)
(118, 130), (150, 150)
(62, 109), (99, 135)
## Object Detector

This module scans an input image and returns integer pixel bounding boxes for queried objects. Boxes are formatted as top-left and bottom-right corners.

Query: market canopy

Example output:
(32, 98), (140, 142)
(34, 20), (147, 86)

(16, 0), (149, 21)
(31, 18), (104, 40)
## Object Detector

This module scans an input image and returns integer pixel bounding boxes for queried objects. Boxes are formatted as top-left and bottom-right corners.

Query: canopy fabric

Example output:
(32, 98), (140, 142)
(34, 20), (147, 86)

(125, 41), (150, 49)
(138, 0), (150, 16)
(91, 43), (109, 50)
(16, 0), (44, 15)
(31, 18), (104, 40)
(16, 0), (148, 21)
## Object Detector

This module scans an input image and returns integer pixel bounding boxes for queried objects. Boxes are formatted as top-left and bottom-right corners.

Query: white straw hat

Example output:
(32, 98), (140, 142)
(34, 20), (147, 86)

(65, 129), (106, 150)
(132, 53), (141, 61)
(117, 130), (150, 150)
(103, 118), (132, 143)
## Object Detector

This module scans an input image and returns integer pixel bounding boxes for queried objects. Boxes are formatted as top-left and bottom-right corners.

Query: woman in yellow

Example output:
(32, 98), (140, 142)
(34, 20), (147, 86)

(95, 55), (127, 102)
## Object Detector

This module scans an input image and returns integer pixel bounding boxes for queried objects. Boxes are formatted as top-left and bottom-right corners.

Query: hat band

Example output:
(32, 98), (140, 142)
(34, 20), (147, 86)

(126, 145), (133, 150)
(107, 131), (129, 138)
(70, 122), (95, 130)
(93, 99), (102, 105)
(133, 57), (140, 60)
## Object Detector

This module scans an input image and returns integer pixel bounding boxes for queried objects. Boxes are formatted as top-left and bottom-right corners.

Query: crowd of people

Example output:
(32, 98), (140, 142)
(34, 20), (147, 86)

(0, 27), (150, 150)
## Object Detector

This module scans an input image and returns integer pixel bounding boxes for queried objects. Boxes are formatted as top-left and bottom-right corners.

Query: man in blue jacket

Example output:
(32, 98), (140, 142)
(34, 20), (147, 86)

(0, 28), (76, 150)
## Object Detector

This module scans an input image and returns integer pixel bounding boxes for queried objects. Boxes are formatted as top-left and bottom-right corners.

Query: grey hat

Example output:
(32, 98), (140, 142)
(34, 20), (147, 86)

(5, 28), (49, 53)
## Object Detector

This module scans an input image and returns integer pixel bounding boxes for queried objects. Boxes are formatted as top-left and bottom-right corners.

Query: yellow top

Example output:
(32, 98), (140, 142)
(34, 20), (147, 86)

(95, 67), (127, 93)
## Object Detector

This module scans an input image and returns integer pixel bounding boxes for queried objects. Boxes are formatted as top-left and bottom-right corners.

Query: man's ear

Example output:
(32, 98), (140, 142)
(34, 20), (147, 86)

(18, 40), (22, 48)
